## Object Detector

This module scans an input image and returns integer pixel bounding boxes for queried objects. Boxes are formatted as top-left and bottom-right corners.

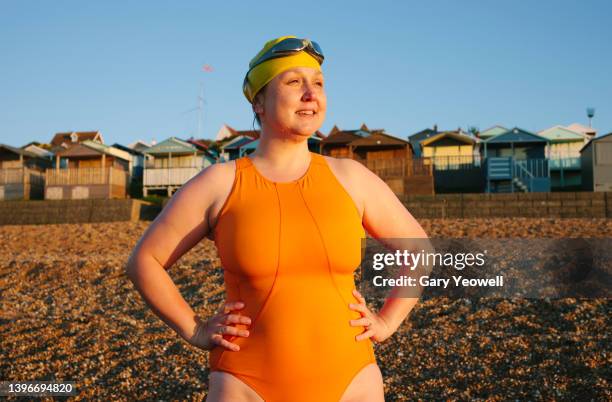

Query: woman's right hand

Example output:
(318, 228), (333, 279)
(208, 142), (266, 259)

(185, 301), (252, 351)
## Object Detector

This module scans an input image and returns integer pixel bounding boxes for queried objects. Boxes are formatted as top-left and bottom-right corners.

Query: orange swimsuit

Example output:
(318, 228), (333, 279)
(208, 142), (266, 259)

(212, 152), (376, 402)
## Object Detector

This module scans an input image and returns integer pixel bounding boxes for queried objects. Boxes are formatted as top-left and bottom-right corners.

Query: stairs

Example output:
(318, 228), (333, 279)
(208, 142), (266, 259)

(487, 157), (512, 179)
(512, 177), (528, 192)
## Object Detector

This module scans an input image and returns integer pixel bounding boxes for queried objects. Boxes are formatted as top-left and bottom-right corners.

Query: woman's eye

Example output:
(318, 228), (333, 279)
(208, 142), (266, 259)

(288, 79), (299, 84)
(316, 81), (324, 87)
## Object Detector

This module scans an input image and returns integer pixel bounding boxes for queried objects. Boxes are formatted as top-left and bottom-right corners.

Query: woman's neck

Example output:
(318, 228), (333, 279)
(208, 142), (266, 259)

(250, 130), (312, 169)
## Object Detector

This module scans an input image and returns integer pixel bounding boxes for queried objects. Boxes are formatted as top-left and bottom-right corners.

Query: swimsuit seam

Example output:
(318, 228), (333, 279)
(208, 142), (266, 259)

(297, 184), (350, 309)
(249, 183), (282, 329)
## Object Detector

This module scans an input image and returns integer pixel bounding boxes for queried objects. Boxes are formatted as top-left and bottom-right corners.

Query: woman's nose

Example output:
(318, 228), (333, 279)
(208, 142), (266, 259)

(302, 83), (319, 101)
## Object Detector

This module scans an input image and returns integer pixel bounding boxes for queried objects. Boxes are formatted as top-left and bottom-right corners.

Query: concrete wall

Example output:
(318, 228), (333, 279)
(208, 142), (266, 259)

(400, 191), (612, 218)
(0, 199), (159, 225)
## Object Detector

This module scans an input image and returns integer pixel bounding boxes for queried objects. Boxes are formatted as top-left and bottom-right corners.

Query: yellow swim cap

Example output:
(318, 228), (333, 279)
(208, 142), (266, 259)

(243, 35), (323, 103)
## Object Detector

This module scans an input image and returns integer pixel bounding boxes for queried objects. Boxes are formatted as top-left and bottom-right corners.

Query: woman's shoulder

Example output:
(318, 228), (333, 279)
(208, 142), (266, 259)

(320, 155), (372, 181)
(194, 159), (237, 185)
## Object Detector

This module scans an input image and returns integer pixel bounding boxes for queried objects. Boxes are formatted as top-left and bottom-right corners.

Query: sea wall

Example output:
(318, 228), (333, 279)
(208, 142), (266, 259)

(400, 192), (612, 219)
(0, 199), (159, 225)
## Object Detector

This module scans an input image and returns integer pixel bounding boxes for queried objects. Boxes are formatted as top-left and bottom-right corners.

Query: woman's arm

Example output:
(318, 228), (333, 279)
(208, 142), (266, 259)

(341, 159), (433, 338)
(125, 162), (233, 341)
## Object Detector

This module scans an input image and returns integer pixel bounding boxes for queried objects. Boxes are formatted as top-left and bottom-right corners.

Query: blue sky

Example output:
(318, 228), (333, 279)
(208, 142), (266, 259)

(1, 0), (611, 147)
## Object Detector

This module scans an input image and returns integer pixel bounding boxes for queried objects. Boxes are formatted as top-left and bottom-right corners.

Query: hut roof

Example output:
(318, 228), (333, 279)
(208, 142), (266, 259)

(216, 124), (260, 141)
(538, 126), (588, 142)
(22, 144), (54, 158)
(81, 141), (131, 161)
(566, 123), (597, 137)
(54, 141), (131, 161)
(0, 143), (41, 159)
(579, 132), (612, 153)
(112, 143), (143, 156)
(349, 131), (410, 147)
(143, 137), (201, 155)
(321, 125), (375, 145)
(50, 131), (103, 147)
(408, 127), (441, 156)
(478, 125), (508, 139)
(483, 127), (549, 144)
(127, 140), (152, 152)
(420, 131), (478, 147)
(222, 136), (256, 150)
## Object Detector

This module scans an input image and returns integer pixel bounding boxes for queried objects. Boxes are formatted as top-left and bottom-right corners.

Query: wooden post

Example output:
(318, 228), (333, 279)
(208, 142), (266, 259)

(55, 155), (60, 170)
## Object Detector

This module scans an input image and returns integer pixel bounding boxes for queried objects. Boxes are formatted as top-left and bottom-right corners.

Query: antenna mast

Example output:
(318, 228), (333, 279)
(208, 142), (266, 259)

(197, 82), (204, 137)
(586, 107), (595, 128)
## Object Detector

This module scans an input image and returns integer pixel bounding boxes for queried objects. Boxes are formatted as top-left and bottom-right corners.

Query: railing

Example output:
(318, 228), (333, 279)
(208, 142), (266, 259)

(355, 158), (432, 177)
(549, 157), (581, 169)
(0, 168), (26, 184)
(514, 159), (549, 177)
(0, 168), (45, 185)
(427, 155), (482, 171)
(46, 167), (126, 186)
(145, 160), (204, 169)
(143, 167), (201, 186)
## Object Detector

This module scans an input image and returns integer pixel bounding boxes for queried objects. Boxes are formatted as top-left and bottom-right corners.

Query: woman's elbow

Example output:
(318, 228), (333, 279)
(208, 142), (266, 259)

(125, 251), (143, 280)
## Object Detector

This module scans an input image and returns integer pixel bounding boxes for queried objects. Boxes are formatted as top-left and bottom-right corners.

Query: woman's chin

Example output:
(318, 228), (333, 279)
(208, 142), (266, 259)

(289, 122), (323, 137)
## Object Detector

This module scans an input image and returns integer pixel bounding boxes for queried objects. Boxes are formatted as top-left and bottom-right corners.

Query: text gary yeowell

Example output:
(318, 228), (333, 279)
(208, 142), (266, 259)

(370, 250), (504, 288)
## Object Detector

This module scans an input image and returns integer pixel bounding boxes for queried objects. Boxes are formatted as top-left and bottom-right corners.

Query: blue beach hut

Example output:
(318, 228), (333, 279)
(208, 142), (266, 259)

(482, 127), (551, 193)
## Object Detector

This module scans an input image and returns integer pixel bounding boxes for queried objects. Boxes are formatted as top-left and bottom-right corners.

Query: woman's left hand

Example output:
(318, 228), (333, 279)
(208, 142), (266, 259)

(348, 289), (394, 343)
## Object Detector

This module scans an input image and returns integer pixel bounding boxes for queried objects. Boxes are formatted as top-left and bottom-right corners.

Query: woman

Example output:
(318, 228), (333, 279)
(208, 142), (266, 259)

(126, 36), (427, 401)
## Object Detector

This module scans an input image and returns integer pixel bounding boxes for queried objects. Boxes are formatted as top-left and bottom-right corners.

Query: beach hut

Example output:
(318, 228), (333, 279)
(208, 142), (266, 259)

(407, 125), (440, 157)
(46, 140), (130, 199)
(320, 125), (370, 157)
(142, 137), (213, 196)
(418, 131), (484, 193)
(538, 126), (589, 190)
(308, 131), (326, 153)
(580, 132), (612, 192)
(112, 143), (149, 198)
(482, 127), (551, 193)
(354, 131), (433, 194)
(0, 144), (51, 200)
(420, 130), (480, 169)
(349, 131), (418, 176)
(220, 135), (258, 160)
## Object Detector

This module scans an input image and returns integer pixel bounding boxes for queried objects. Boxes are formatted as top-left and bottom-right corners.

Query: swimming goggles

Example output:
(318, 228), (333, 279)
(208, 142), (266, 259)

(243, 38), (324, 101)
(250, 37), (324, 69)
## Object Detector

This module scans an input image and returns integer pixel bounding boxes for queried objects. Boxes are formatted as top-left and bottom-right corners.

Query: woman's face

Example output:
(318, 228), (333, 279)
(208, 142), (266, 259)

(257, 67), (327, 138)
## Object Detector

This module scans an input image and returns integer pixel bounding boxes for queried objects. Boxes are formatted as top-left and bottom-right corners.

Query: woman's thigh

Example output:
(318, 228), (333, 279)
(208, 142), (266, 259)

(206, 371), (264, 402)
(339, 363), (385, 402)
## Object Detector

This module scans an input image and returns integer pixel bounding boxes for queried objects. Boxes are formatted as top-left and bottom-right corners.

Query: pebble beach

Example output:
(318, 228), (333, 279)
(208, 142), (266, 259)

(1, 218), (610, 400)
